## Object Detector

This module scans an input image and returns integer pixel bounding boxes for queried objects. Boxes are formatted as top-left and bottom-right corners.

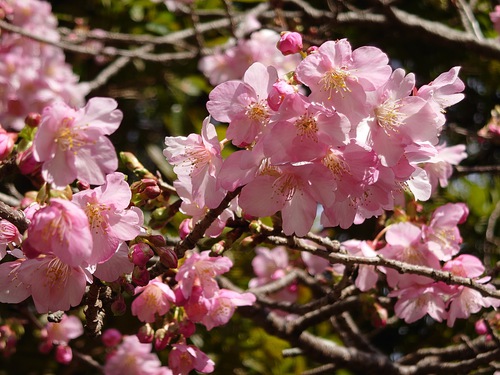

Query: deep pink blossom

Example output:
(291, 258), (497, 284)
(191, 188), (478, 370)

(169, 343), (214, 375)
(104, 335), (171, 375)
(132, 277), (176, 323)
(175, 250), (232, 299)
(33, 97), (122, 187)
(72, 172), (144, 264)
(0, 125), (17, 160)
(164, 117), (224, 209)
(390, 284), (448, 324)
(207, 62), (278, 146)
(201, 289), (255, 330)
(23, 198), (93, 267)
(0, 219), (22, 260)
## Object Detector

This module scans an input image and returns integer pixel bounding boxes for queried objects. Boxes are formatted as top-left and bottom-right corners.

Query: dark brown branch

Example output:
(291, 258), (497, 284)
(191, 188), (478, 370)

(0, 201), (29, 233)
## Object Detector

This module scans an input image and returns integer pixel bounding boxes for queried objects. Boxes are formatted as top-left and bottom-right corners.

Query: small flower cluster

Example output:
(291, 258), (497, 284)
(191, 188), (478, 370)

(0, 0), (86, 130)
(165, 36), (467, 237)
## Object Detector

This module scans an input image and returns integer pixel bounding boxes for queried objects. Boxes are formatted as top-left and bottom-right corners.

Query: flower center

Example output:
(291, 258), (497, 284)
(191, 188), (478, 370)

(55, 118), (87, 153)
(46, 257), (71, 288)
(375, 99), (403, 134)
(319, 68), (351, 99)
(246, 101), (269, 123)
(272, 174), (297, 201)
(322, 150), (349, 177)
(295, 114), (318, 139)
(85, 202), (110, 234)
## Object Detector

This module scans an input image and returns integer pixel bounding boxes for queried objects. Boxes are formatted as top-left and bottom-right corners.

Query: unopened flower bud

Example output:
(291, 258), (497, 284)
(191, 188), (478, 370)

(137, 324), (154, 344)
(179, 218), (192, 240)
(277, 31), (303, 56)
(371, 302), (388, 328)
(55, 344), (72, 364)
(25, 112), (42, 127)
(132, 266), (150, 286)
(154, 327), (172, 351)
(111, 295), (127, 316)
(76, 180), (90, 191)
(306, 45), (319, 55)
(101, 328), (122, 347)
(211, 241), (225, 255)
(157, 246), (178, 269)
(475, 319), (489, 335)
(147, 234), (166, 247)
(0, 127), (17, 161)
(179, 319), (196, 338)
(129, 243), (154, 268)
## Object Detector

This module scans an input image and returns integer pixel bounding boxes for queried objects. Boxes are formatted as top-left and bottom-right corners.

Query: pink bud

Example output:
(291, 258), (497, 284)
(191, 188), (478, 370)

(137, 324), (154, 344)
(179, 319), (196, 338)
(132, 266), (150, 286)
(55, 344), (73, 364)
(179, 218), (192, 240)
(25, 112), (41, 128)
(147, 234), (166, 247)
(101, 328), (122, 347)
(267, 80), (297, 111)
(111, 296), (127, 316)
(0, 127), (17, 161)
(157, 246), (178, 269)
(154, 328), (172, 351)
(277, 31), (303, 56)
(475, 319), (489, 335)
(129, 243), (154, 268)
(16, 146), (42, 176)
(306, 45), (319, 55)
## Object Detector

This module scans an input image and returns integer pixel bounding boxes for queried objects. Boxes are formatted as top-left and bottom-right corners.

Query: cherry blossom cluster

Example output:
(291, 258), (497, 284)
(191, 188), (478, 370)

(165, 36), (468, 237)
(0, 0), (86, 130)
(248, 204), (500, 326)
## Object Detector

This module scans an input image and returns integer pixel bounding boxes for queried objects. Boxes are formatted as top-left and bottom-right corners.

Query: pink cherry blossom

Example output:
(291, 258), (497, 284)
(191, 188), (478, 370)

(164, 117), (224, 209)
(40, 314), (83, 364)
(132, 277), (176, 323)
(93, 242), (134, 282)
(23, 198), (93, 267)
(207, 62), (278, 146)
(200, 289), (255, 330)
(423, 203), (468, 261)
(238, 161), (336, 236)
(378, 222), (441, 289)
(423, 143), (467, 193)
(32, 97), (122, 187)
(12, 254), (89, 313)
(295, 38), (391, 124)
(168, 343), (214, 375)
(0, 219), (22, 260)
(175, 250), (232, 299)
(249, 246), (297, 302)
(104, 335), (172, 375)
(342, 240), (379, 291)
(0, 125), (17, 160)
(390, 284), (448, 324)
(72, 172), (144, 264)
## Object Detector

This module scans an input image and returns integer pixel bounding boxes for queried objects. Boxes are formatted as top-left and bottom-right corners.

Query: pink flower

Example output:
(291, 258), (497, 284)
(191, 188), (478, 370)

(102, 328), (122, 347)
(104, 335), (171, 375)
(342, 240), (379, 291)
(169, 343), (214, 375)
(72, 172), (144, 264)
(491, 5), (500, 33)
(131, 277), (176, 323)
(40, 314), (83, 364)
(277, 31), (303, 56)
(23, 198), (93, 267)
(32, 97), (122, 187)
(238, 161), (335, 236)
(0, 219), (22, 260)
(295, 39), (391, 123)
(164, 117), (224, 209)
(8, 254), (89, 313)
(423, 143), (467, 193)
(379, 222), (441, 289)
(201, 289), (255, 330)
(0, 125), (17, 160)
(423, 203), (468, 261)
(93, 242), (134, 282)
(207, 62), (278, 146)
(249, 246), (297, 302)
(390, 284), (448, 324)
(446, 286), (500, 327)
(417, 67), (465, 122)
(175, 250), (232, 299)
